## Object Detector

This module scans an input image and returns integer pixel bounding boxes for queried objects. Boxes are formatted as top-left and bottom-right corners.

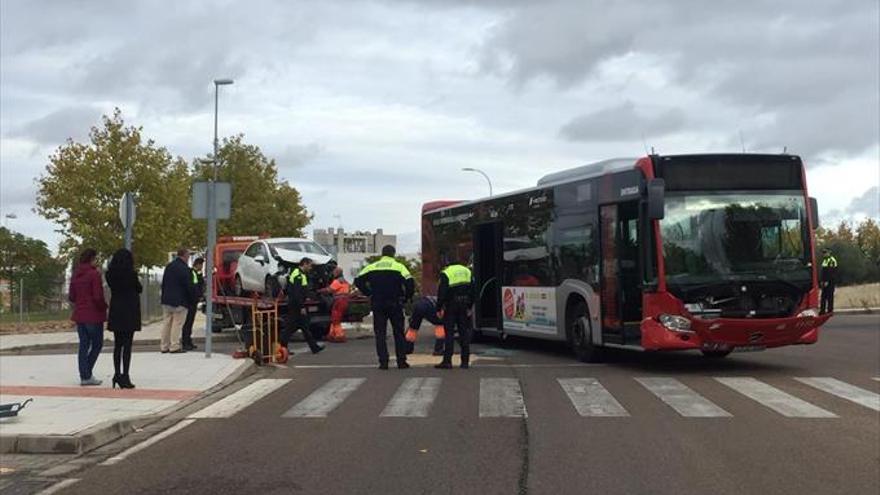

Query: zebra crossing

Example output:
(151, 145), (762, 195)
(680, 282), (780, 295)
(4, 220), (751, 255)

(193, 376), (880, 422)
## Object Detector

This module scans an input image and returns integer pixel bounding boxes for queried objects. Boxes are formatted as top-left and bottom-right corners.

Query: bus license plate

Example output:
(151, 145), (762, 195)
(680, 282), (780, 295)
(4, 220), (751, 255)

(734, 345), (766, 353)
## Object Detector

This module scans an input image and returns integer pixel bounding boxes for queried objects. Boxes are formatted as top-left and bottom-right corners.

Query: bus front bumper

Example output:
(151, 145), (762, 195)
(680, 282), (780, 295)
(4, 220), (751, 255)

(640, 313), (832, 351)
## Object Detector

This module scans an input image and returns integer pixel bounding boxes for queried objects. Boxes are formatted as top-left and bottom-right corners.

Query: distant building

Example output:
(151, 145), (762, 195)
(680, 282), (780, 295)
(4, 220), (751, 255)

(313, 228), (397, 281)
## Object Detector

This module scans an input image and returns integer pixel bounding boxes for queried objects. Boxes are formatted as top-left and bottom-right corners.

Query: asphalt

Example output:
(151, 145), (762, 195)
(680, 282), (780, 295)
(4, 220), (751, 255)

(23, 314), (880, 495)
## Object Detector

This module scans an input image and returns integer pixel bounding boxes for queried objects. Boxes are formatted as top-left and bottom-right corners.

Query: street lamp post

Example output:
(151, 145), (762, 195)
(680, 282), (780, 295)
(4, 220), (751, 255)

(462, 167), (493, 197)
(204, 78), (234, 358)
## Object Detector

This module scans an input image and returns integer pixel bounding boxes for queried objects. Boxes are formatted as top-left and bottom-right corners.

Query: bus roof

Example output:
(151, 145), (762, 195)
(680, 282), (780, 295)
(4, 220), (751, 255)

(536, 157), (638, 186)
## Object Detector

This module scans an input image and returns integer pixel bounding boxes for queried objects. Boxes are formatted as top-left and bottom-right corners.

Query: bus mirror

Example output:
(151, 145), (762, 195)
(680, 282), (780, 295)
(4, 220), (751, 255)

(809, 197), (819, 228)
(647, 178), (665, 219)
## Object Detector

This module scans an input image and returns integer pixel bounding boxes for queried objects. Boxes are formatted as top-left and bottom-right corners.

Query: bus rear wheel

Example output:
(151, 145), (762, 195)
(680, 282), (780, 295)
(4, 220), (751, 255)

(567, 301), (601, 363)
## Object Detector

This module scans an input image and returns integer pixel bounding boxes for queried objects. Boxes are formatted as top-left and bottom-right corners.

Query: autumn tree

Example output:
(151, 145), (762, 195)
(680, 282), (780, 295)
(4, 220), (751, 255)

(36, 109), (193, 268)
(0, 227), (66, 312)
(190, 135), (312, 243)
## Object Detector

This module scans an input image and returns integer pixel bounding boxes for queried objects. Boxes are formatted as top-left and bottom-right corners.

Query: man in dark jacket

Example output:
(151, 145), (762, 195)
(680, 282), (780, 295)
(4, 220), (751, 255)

(181, 257), (205, 351)
(281, 258), (324, 354)
(435, 260), (475, 369)
(160, 248), (195, 353)
(355, 245), (415, 369)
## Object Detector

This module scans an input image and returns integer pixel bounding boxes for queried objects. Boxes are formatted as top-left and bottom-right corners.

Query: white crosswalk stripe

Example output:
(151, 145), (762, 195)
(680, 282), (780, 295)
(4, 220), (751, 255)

(636, 377), (731, 417)
(380, 377), (442, 417)
(716, 377), (836, 418)
(558, 378), (629, 417)
(794, 377), (880, 411)
(189, 379), (291, 419)
(283, 378), (366, 418)
(480, 378), (527, 418)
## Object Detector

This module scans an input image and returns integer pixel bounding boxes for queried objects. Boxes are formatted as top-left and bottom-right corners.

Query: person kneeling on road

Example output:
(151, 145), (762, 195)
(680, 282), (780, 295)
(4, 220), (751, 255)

(406, 295), (446, 356)
(281, 258), (325, 355)
(435, 260), (474, 370)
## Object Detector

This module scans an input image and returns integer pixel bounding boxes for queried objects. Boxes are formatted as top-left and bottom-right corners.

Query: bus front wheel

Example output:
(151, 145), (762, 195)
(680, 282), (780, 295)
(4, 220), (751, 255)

(567, 301), (601, 363)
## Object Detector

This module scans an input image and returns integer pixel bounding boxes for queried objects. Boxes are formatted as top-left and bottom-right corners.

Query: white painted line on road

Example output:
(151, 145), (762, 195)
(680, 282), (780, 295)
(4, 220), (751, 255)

(873, 377), (880, 382)
(558, 378), (629, 417)
(715, 377), (837, 418)
(188, 379), (291, 419)
(380, 377), (442, 417)
(794, 377), (880, 411)
(100, 420), (196, 466)
(636, 377), (731, 417)
(36, 478), (80, 495)
(283, 378), (366, 417)
(480, 378), (528, 418)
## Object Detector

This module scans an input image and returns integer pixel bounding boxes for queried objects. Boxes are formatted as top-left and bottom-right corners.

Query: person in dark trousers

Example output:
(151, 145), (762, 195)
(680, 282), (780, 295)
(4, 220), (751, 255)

(160, 248), (195, 353)
(69, 248), (107, 386)
(181, 257), (205, 351)
(355, 245), (415, 369)
(407, 295), (446, 355)
(435, 261), (474, 369)
(282, 258), (324, 354)
(820, 248), (838, 314)
(106, 248), (142, 389)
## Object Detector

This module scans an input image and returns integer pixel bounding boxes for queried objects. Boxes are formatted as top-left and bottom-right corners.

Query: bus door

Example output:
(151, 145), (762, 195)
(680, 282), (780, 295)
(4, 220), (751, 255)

(473, 222), (503, 331)
(599, 201), (643, 344)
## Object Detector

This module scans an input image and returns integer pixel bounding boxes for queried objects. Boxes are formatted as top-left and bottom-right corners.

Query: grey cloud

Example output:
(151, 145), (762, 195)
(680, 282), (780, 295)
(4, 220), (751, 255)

(476, 0), (879, 159)
(8, 106), (102, 145)
(559, 101), (685, 142)
(846, 186), (879, 218)
(277, 142), (324, 169)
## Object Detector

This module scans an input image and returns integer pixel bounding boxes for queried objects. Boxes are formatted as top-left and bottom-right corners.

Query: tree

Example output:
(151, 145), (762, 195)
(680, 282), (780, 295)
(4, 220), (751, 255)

(856, 218), (880, 267)
(190, 135), (312, 243)
(36, 109), (193, 267)
(0, 227), (66, 312)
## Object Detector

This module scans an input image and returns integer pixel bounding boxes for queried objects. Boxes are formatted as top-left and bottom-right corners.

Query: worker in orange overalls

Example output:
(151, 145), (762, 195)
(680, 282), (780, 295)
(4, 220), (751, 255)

(321, 268), (351, 343)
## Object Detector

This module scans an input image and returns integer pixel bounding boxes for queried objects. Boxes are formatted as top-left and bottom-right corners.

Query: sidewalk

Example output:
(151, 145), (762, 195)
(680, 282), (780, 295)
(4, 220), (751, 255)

(0, 351), (250, 454)
(0, 314), (217, 352)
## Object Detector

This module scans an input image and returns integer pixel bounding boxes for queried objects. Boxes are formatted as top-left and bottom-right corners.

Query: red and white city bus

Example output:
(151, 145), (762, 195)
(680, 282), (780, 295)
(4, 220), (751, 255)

(421, 154), (831, 361)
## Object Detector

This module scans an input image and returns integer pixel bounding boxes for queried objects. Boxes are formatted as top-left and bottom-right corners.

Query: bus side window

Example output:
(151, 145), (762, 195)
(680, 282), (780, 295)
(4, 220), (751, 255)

(557, 225), (597, 285)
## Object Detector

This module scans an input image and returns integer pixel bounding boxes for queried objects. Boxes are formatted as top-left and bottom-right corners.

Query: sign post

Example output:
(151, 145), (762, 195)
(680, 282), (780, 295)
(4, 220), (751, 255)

(119, 193), (136, 250)
(192, 180), (232, 358)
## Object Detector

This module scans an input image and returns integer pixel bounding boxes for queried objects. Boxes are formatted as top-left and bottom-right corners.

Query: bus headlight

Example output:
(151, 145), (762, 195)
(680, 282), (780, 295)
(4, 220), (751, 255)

(797, 308), (819, 318)
(659, 314), (693, 333)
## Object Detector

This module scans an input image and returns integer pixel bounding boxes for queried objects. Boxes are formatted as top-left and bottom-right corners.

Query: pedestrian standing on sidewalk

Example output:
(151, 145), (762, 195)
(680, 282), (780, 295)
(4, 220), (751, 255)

(181, 257), (205, 351)
(106, 248), (142, 389)
(69, 248), (107, 386)
(160, 248), (195, 354)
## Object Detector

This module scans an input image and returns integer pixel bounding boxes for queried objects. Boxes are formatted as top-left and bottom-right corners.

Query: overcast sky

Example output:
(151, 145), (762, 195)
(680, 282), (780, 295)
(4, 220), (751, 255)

(1, 0), (878, 254)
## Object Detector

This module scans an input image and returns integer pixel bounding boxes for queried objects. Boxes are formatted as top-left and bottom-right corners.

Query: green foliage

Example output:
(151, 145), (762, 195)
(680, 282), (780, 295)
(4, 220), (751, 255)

(0, 227), (66, 312)
(817, 219), (880, 285)
(36, 109), (193, 268)
(190, 135), (312, 244)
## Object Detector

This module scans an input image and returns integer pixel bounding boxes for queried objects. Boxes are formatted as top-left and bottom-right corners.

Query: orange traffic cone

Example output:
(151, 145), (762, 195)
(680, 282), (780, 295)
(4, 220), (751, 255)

(405, 328), (418, 343)
(434, 325), (446, 339)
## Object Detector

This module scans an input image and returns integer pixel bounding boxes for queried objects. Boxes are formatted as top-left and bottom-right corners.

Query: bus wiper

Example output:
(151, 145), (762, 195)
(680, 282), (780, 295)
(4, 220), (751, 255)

(740, 272), (805, 292)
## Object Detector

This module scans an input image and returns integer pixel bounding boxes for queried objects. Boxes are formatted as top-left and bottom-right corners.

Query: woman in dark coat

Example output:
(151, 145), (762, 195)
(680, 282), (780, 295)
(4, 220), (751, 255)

(106, 248), (142, 389)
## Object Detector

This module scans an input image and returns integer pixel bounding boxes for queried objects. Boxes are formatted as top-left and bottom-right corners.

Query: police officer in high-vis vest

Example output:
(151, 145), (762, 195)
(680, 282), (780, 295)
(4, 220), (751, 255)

(283, 257), (324, 354)
(355, 245), (415, 369)
(820, 248), (838, 314)
(435, 260), (474, 369)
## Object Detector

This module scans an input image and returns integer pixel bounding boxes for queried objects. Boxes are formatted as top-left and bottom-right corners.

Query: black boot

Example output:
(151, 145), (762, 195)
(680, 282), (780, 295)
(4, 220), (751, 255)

(121, 374), (136, 389)
(435, 362), (453, 369)
(112, 374), (122, 389)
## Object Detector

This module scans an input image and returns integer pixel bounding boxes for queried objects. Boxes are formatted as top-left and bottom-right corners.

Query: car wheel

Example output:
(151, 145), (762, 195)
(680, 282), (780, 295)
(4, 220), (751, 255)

(234, 274), (247, 297)
(701, 350), (732, 359)
(265, 275), (280, 298)
(567, 300), (602, 363)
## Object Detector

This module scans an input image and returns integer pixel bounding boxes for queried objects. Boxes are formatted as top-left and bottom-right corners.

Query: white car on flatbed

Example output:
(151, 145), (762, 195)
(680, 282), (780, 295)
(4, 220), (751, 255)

(234, 237), (333, 296)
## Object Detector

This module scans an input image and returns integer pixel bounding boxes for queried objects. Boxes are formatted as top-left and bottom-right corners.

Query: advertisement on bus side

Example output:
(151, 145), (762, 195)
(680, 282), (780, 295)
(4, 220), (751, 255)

(502, 286), (557, 334)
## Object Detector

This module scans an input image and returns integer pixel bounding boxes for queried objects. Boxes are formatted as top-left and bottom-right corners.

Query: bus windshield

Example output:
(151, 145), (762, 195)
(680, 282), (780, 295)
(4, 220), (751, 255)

(661, 192), (811, 286)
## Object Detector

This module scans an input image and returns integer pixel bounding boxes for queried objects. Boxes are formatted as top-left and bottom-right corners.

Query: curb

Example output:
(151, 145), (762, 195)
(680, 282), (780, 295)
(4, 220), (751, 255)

(0, 359), (255, 455)
(831, 307), (879, 314)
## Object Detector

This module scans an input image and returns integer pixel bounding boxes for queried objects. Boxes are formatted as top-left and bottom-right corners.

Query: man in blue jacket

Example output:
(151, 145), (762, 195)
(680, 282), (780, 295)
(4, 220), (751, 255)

(160, 248), (195, 354)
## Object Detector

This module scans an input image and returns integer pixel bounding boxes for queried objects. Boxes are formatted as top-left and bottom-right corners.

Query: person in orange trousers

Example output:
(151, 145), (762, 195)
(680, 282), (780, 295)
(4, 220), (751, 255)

(322, 268), (351, 343)
(406, 296), (446, 355)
